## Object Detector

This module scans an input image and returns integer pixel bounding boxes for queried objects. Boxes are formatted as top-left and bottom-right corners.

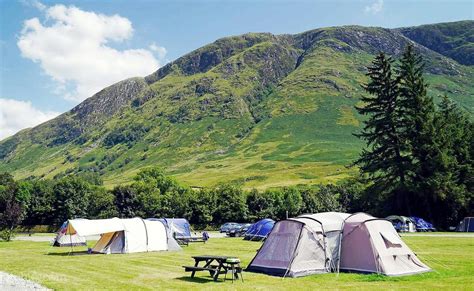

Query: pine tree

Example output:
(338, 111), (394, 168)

(432, 96), (473, 226)
(354, 52), (411, 212)
(397, 44), (438, 218)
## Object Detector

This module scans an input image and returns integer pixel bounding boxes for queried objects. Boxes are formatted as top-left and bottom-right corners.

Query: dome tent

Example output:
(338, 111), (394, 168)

(244, 218), (275, 241)
(246, 212), (350, 277)
(340, 213), (430, 276)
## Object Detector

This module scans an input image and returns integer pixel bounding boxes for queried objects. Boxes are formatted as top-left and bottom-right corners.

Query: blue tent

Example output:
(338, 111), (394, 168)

(148, 218), (191, 238)
(410, 216), (436, 232)
(244, 218), (275, 241)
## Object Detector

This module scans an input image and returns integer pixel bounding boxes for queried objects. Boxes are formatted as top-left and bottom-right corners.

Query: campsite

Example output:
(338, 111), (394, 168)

(0, 231), (473, 290)
(1, 1), (473, 290)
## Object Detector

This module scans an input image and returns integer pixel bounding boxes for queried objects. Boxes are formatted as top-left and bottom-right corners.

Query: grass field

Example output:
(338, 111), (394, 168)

(0, 233), (473, 290)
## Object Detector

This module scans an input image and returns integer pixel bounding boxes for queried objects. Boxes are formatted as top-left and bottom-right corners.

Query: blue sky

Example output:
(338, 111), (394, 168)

(0, 0), (473, 139)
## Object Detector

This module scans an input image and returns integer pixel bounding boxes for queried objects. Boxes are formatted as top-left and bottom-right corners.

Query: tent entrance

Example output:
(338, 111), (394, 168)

(247, 220), (303, 276)
(92, 231), (125, 254)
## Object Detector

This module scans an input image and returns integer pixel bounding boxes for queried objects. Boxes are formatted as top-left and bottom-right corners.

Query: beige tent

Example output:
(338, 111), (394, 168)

(66, 217), (181, 254)
(247, 212), (350, 277)
(340, 213), (430, 276)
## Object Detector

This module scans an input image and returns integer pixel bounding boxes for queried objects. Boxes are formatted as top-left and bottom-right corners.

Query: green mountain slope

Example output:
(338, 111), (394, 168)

(1, 21), (473, 189)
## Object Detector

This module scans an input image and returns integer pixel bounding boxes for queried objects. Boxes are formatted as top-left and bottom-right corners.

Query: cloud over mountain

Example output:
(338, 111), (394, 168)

(0, 98), (59, 140)
(17, 3), (166, 102)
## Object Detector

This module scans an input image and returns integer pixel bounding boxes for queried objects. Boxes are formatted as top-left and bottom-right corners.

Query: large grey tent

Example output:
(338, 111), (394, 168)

(340, 213), (430, 276)
(246, 212), (350, 277)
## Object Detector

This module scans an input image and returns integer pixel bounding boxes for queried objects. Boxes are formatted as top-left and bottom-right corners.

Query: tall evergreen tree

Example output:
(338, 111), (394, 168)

(354, 52), (411, 213)
(397, 44), (438, 219)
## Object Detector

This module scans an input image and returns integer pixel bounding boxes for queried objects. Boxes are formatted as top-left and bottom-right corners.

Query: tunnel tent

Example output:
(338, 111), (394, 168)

(340, 213), (431, 276)
(52, 220), (87, 247)
(65, 217), (181, 254)
(244, 218), (275, 241)
(246, 212), (350, 277)
(456, 217), (474, 232)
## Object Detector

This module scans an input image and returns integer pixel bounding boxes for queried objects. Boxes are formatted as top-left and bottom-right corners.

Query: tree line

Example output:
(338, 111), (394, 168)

(0, 168), (365, 240)
(355, 44), (473, 228)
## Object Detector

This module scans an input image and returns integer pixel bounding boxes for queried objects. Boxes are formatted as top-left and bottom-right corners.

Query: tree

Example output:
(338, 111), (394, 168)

(429, 96), (473, 226)
(246, 189), (278, 220)
(212, 184), (248, 224)
(23, 180), (55, 226)
(397, 44), (438, 218)
(53, 176), (91, 224)
(112, 185), (140, 218)
(279, 187), (302, 218)
(0, 173), (30, 241)
(188, 189), (215, 226)
(354, 52), (412, 213)
(87, 187), (117, 219)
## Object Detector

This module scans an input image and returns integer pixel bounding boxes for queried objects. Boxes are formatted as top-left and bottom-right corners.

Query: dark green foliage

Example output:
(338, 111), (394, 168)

(112, 185), (140, 218)
(399, 20), (474, 65)
(0, 173), (29, 240)
(87, 187), (117, 219)
(354, 52), (411, 211)
(212, 184), (248, 223)
(246, 189), (283, 220)
(280, 187), (302, 218)
(0, 138), (18, 160)
(103, 124), (150, 147)
(355, 46), (473, 228)
(23, 180), (55, 226)
(52, 176), (91, 224)
(299, 185), (344, 214)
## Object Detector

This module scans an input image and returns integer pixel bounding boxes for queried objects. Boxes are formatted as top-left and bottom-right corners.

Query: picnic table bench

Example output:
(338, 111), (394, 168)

(182, 255), (242, 281)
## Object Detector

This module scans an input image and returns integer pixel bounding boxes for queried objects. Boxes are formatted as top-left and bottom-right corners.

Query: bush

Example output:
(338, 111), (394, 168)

(0, 229), (14, 241)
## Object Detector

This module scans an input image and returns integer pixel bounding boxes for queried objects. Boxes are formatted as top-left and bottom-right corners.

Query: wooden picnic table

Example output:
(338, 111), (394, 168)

(182, 255), (239, 281)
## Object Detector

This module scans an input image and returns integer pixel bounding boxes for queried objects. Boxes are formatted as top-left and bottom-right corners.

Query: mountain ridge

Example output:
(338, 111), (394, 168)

(1, 20), (473, 189)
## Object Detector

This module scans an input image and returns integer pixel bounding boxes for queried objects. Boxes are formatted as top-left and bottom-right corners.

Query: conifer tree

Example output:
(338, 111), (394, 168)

(397, 44), (438, 217)
(354, 52), (411, 212)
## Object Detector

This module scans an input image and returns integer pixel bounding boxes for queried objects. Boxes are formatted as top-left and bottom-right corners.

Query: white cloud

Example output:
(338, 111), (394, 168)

(19, 0), (46, 11)
(149, 42), (167, 60)
(364, 0), (384, 15)
(17, 3), (166, 102)
(0, 98), (60, 140)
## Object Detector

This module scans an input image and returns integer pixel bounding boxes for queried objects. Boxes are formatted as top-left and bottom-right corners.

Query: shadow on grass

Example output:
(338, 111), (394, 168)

(46, 251), (90, 256)
(175, 276), (225, 284)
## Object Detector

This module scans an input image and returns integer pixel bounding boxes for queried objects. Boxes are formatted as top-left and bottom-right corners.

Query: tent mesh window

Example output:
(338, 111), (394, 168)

(251, 221), (302, 269)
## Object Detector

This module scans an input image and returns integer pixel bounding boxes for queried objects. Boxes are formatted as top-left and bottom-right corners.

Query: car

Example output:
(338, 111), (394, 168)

(227, 223), (252, 237)
(226, 223), (243, 237)
(220, 222), (239, 233)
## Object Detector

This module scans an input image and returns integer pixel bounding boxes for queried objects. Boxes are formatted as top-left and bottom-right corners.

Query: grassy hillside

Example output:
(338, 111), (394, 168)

(1, 21), (473, 189)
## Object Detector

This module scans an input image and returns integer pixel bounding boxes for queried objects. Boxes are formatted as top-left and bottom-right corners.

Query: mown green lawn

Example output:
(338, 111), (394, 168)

(0, 234), (473, 290)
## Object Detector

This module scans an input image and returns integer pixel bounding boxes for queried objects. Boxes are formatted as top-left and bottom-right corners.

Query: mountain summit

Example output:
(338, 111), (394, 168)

(1, 21), (473, 188)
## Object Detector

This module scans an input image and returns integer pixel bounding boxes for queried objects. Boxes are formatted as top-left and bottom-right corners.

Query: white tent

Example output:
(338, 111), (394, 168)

(65, 217), (181, 254)
(247, 212), (350, 277)
(52, 220), (87, 247)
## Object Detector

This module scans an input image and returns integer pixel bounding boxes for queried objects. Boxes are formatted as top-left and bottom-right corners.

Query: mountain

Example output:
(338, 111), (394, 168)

(1, 21), (473, 189)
